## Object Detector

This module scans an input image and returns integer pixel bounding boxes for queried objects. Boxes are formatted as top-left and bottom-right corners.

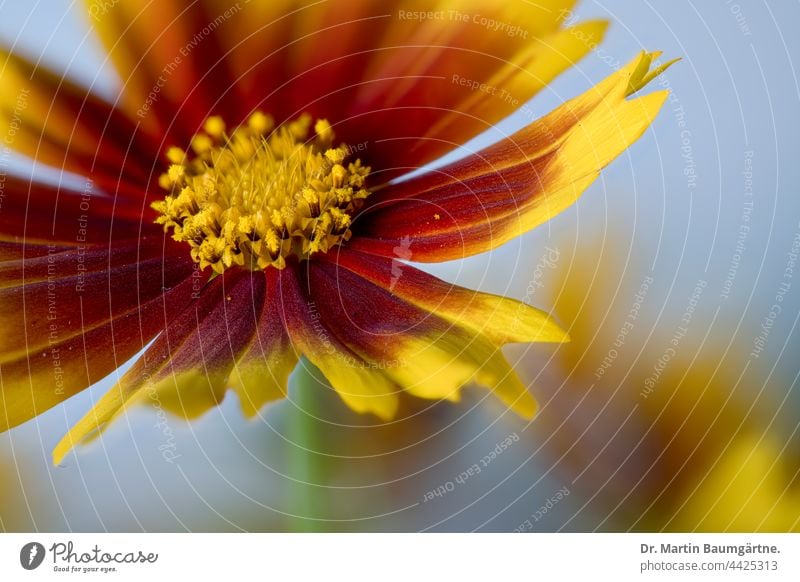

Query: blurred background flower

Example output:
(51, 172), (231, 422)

(524, 233), (800, 531)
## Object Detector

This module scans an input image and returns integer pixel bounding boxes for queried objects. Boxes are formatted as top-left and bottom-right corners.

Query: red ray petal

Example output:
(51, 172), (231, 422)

(307, 256), (453, 351)
(110, 269), (265, 418)
(1, 51), (160, 197)
(325, 247), (566, 346)
(88, 1), (600, 177)
(349, 54), (670, 261)
(0, 176), (156, 245)
(229, 268), (297, 417)
(85, 0), (247, 143)
(305, 257), (538, 416)
(275, 261), (400, 420)
(0, 239), (197, 431)
(0, 240), (194, 357)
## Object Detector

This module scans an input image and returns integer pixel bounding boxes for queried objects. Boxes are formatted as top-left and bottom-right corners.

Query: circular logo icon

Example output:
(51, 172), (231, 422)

(20, 542), (46, 570)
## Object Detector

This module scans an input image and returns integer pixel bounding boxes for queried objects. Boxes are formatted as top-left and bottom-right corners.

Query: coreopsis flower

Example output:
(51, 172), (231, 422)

(0, 0), (673, 463)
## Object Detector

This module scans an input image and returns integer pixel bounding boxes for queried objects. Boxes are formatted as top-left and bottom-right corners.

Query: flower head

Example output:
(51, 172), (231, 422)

(0, 0), (673, 463)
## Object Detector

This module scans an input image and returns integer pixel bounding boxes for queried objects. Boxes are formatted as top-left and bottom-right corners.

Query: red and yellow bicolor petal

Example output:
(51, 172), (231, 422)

(288, 0), (608, 175)
(84, 0), (605, 174)
(0, 238), (196, 434)
(350, 52), (675, 261)
(228, 269), (297, 419)
(53, 269), (268, 463)
(275, 264), (401, 420)
(328, 247), (567, 346)
(302, 257), (542, 418)
(337, 4), (609, 176)
(51, 238), (565, 462)
(0, 50), (158, 198)
(82, 0), (247, 142)
(1, 167), (195, 434)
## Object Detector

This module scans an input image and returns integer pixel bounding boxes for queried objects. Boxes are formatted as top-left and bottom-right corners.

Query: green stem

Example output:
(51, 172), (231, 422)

(286, 359), (329, 532)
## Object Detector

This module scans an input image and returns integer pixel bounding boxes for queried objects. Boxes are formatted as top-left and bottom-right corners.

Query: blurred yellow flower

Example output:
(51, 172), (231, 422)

(670, 436), (800, 532)
(525, 236), (800, 532)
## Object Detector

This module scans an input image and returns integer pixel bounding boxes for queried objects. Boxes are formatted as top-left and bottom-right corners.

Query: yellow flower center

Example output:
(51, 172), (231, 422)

(152, 112), (371, 273)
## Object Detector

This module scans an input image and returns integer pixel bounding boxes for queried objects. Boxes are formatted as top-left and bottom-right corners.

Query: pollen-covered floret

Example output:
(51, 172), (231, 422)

(152, 112), (371, 273)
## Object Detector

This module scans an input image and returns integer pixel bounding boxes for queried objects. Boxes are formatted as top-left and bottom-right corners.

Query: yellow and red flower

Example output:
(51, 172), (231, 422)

(0, 0), (673, 463)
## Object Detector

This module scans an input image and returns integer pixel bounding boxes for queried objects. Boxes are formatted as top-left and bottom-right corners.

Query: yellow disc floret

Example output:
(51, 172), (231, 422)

(152, 112), (371, 273)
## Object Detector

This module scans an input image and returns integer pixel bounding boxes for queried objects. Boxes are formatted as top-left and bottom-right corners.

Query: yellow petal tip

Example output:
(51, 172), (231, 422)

(627, 51), (679, 96)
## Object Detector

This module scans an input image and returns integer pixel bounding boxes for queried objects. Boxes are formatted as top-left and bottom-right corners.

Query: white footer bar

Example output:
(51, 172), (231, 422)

(2, 533), (798, 580)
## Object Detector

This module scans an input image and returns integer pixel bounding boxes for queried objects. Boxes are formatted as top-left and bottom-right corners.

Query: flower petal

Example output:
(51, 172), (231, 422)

(327, 247), (567, 346)
(0, 241), (189, 354)
(0, 176), (153, 246)
(306, 257), (537, 417)
(228, 269), (297, 418)
(278, 0), (607, 175)
(0, 241), (71, 262)
(350, 52), (672, 261)
(427, 20), (609, 143)
(0, 50), (158, 197)
(276, 263), (400, 421)
(52, 268), (263, 463)
(341, 19), (609, 177)
(87, 0), (601, 175)
(1, 240), (196, 433)
(83, 0), (245, 141)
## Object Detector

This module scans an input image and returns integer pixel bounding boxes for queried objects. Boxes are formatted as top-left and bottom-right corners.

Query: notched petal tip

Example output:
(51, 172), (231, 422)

(626, 50), (680, 96)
